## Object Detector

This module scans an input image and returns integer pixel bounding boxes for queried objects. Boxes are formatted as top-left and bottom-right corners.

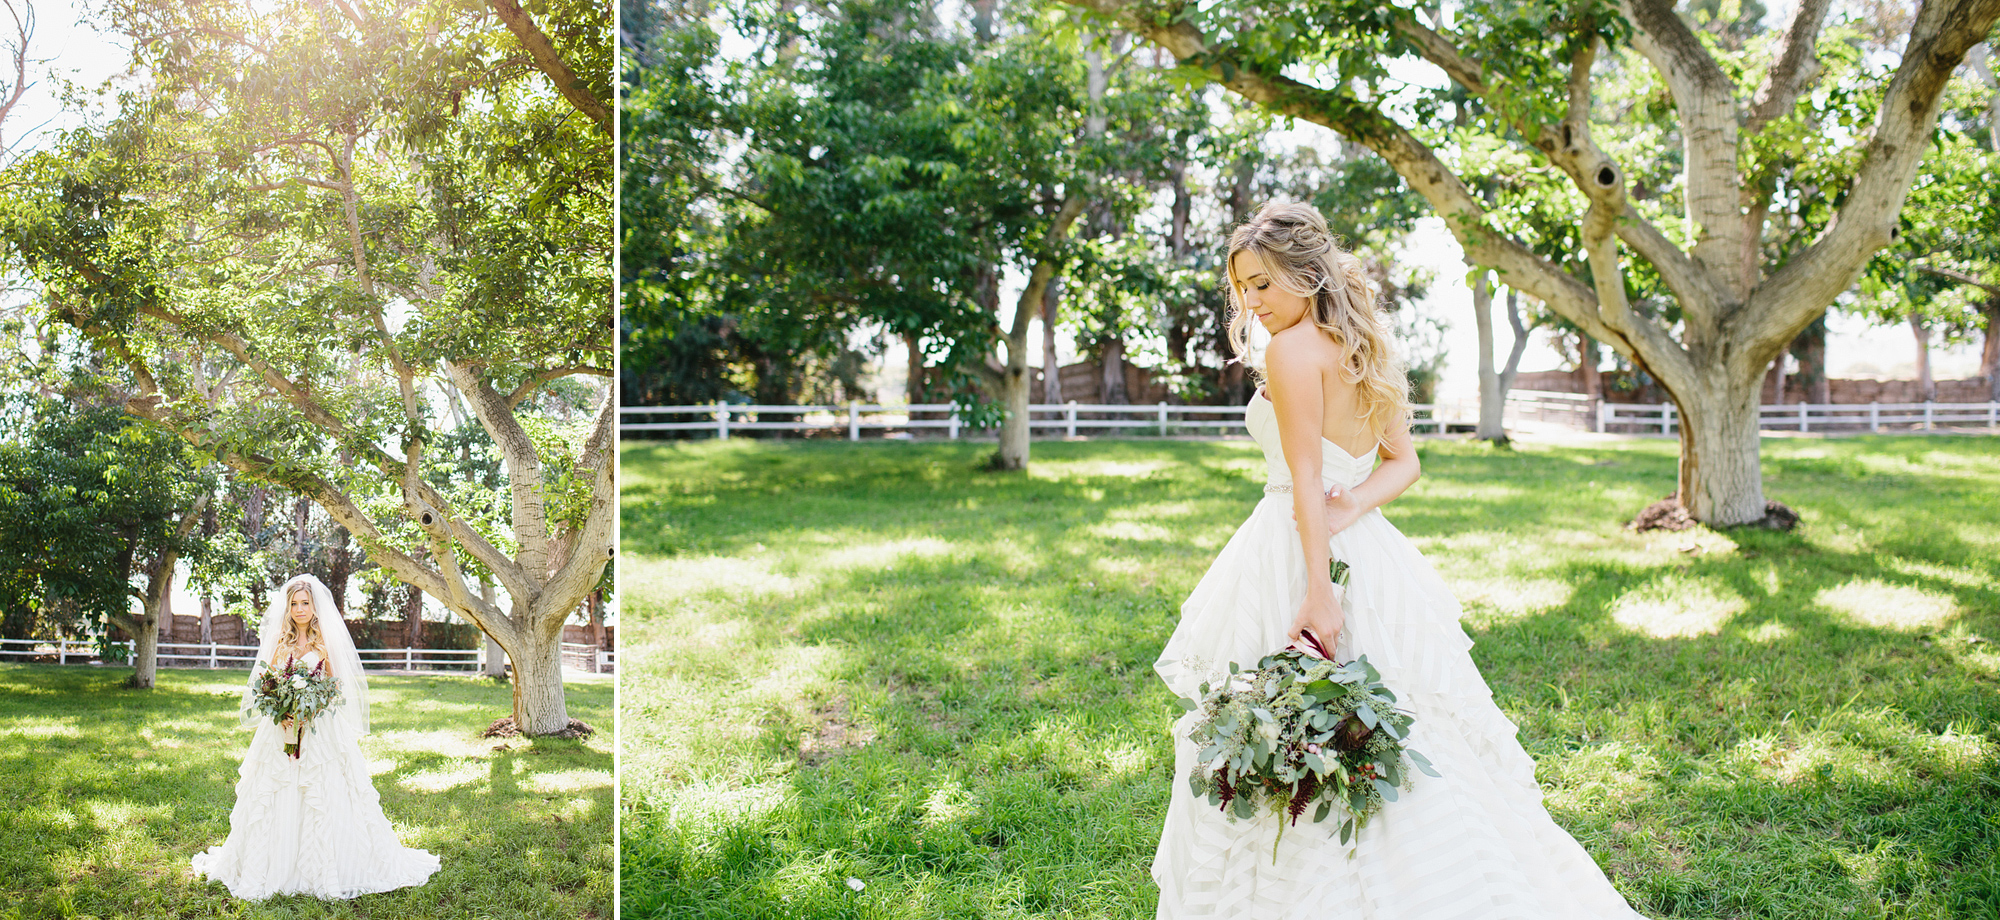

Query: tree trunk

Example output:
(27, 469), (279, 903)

(1675, 377), (1768, 525)
(1580, 334), (1601, 398)
(1911, 312), (1936, 402)
(1472, 270), (1505, 440)
(1980, 297), (2000, 402)
(990, 197), (1086, 470)
(510, 623), (570, 733)
(200, 595), (212, 645)
(128, 612), (160, 689)
(1791, 316), (1830, 404)
(1101, 336), (1128, 404)
(905, 331), (925, 406)
(1473, 273), (1529, 442)
(403, 585), (425, 648)
(1042, 280), (1063, 405)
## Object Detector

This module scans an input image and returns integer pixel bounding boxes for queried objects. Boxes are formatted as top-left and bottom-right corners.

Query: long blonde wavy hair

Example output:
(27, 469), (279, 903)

(1225, 201), (1410, 445)
(277, 582), (328, 661)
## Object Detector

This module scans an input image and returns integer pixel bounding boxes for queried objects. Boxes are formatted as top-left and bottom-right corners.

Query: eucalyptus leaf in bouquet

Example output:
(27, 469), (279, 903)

(1177, 643), (1439, 860)
(249, 657), (344, 760)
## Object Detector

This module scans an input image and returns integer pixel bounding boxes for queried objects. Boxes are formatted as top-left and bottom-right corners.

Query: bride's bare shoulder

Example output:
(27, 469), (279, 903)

(1265, 324), (1342, 377)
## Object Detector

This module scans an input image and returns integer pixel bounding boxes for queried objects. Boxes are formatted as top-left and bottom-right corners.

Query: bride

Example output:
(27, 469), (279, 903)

(191, 574), (441, 899)
(1151, 202), (1644, 918)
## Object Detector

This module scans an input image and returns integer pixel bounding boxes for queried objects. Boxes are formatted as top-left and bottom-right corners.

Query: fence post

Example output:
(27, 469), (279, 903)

(1158, 402), (1169, 437)
(209, 643), (218, 669)
(1870, 401), (1879, 432)
(848, 402), (860, 441)
(1798, 400), (1808, 433)
(1595, 399), (1607, 433)
(405, 647), (414, 670)
(1066, 401), (1077, 438)
(715, 400), (729, 440)
(1990, 401), (1997, 429)
(58, 640), (66, 666)
(1924, 401), (1934, 431)
(948, 405), (960, 439)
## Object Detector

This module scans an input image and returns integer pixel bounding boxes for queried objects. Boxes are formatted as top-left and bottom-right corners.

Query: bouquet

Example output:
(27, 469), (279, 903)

(1176, 559), (1439, 859)
(249, 657), (343, 759)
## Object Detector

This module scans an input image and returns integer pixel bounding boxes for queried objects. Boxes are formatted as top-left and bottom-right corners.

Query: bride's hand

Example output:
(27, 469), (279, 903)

(1288, 586), (1345, 657)
(1323, 483), (1366, 536)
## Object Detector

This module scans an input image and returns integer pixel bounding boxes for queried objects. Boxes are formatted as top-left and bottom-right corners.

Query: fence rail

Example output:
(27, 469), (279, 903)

(622, 401), (1450, 438)
(1597, 399), (2000, 434)
(626, 394), (2000, 439)
(0, 638), (612, 673)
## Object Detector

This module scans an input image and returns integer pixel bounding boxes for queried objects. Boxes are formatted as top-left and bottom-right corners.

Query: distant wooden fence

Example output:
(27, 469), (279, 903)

(620, 402), (1449, 438)
(1596, 398), (2000, 434)
(622, 395), (1999, 440)
(0, 638), (613, 673)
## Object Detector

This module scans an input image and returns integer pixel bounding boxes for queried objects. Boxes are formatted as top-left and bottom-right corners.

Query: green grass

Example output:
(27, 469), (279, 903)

(0, 664), (612, 919)
(618, 434), (2000, 919)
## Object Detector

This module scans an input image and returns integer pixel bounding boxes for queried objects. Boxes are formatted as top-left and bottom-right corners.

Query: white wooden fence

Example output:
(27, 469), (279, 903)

(0, 638), (617, 673)
(625, 394), (2000, 439)
(1596, 399), (2000, 434)
(620, 401), (1450, 438)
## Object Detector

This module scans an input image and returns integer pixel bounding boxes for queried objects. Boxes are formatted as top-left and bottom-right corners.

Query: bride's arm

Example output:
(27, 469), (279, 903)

(1321, 414), (1420, 535)
(1265, 331), (1344, 648)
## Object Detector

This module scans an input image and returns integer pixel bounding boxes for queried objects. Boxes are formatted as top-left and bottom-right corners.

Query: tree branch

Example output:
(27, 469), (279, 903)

(485, 0), (609, 134)
(1745, 0), (1834, 135)
(1749, 0), (2000, 362)
(1622, 0), (1746, 302)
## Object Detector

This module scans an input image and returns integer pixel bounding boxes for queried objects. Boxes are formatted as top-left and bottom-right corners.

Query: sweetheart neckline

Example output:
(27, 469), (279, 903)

(1248, 390), (1377, 462)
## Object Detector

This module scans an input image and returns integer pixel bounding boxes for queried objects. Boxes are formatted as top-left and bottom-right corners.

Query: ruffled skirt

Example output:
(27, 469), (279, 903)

(1152, 497), (1644, 919)
(191, 716), (440, 900)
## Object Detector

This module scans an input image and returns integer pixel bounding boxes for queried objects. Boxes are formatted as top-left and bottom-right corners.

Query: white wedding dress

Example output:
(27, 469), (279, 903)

(190, 649), (440, 899)
(1151, 391), (1645, 919)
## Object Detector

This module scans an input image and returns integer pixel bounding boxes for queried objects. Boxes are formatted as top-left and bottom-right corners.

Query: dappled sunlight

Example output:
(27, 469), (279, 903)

(1884, 557), (1990, 589)
(1452, 576), (1575, 621)
(1086, 520), (1173, 542)
(627, 554), (808, 606)
(1030, 458), (1174, 480)
(657, 779), (790, 823)
(522, 768), (613, 795)
(921, 776), (976, 826)
(6, 720), (80, 739)
(85, 801), (174, 833)
(819, 536), (953, 572)
(1739, 621), (1796, 644)
(1101, 743), (1153, 778)
(1816, 579), (1959, 631)
(368, 728), (496, 759)
(1612, 577), (1746, 638)
(1543, 740), (1659, 809)
(399, 761), (487, 794)
(1107, 500), (1200, 520)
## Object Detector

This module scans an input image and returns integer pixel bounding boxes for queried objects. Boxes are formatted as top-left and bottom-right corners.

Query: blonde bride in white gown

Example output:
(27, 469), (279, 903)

(1150, 202), (1646, 919)
(191, 574), (440, 899)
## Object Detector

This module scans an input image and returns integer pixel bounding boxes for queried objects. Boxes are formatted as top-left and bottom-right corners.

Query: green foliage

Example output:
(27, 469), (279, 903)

(1, 0), (611, 562)
(0, 397), (224, 640)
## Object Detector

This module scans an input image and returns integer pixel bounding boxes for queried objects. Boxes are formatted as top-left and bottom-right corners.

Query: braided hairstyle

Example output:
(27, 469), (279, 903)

(1224, 201), (1410, 446)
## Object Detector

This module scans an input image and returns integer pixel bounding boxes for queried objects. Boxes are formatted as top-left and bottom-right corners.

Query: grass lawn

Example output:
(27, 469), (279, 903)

(0, 665), (612, 919)
(619, 433), (2000, 919)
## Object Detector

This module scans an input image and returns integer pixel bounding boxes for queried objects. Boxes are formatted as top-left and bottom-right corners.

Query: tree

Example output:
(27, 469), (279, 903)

(6, 0), (613, 734)
(1065, 0), (2000, 525)
(0, 398), (225, 688)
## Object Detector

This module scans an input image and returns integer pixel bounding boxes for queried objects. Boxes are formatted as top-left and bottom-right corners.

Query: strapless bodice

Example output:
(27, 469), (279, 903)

(1245, 391), (1377, 490)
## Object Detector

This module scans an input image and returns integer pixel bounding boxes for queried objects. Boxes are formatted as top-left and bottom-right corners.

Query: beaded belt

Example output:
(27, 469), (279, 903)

(1263, 483), (1293, 493)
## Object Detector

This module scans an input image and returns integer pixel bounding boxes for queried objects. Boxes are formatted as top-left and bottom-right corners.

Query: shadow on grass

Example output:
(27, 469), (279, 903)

(621, 436), (2000, 919)
(0, 664), (613, 919)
